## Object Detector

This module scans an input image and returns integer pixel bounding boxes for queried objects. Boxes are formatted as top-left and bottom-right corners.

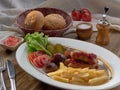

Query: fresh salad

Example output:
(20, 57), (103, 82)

(25, 32), (52, 56)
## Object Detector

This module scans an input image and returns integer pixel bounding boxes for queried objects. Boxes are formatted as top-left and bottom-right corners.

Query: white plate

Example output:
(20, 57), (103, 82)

(16, 37), (120, 90)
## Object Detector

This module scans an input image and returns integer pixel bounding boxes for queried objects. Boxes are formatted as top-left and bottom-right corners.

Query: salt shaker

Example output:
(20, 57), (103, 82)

(96, 7), (111, 45)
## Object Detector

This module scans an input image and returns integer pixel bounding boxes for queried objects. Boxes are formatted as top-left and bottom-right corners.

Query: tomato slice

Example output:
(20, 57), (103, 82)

(39, 55), (50, 65)
(32, 58), (44, 68)
(28, 51), (50, 68)
(28, 51), (45, 62)
(28, 52), (38, 62)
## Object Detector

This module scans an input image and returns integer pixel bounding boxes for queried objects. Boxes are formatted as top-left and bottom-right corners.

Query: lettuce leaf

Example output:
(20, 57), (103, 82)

(25, 32), (52, 56)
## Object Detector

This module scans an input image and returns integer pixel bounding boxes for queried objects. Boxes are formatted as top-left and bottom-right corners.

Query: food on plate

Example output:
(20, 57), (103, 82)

(25, 32), (109, 86)
(67, 51), (98, 69)
(43, 14), (66, 30)
(48, 62), (109, 85)
(71, 8), (91, 21)
(25, 32), (52, 56)
(47, 43), (66, 54)
(24, 10), (44, 30)
(50, 53), (66, 66)
(43, 62), (58, 73)
(28, 51), (50, 68)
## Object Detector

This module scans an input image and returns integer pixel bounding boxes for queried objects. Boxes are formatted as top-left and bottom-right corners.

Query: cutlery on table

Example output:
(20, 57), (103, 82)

(0, 54), (6, 90)
(7, 60), (16, 90)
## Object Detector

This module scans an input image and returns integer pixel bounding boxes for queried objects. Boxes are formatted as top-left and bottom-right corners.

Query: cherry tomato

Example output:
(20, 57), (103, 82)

(82, 13), (91, 21)
(81, 8), (91, 21)
(81, 8), (91, 14)
(71, 9), (82, 21)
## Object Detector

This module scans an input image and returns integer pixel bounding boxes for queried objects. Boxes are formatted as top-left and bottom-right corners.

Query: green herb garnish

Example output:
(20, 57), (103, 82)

(25, 32), (52, 56)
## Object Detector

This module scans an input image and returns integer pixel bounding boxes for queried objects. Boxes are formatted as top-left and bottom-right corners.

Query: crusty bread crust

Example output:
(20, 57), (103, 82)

(24, 10), (44, 30)
(44, 14), (66, 30)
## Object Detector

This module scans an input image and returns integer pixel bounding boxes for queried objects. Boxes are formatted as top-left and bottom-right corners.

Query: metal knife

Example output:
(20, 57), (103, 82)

(7, 60), (16, 90)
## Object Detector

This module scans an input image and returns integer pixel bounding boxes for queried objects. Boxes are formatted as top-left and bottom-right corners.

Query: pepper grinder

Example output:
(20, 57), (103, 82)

(96, 7), (111, 45)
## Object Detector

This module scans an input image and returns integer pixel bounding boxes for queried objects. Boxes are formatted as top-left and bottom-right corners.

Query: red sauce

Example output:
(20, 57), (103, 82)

(3, 36), (21, 47)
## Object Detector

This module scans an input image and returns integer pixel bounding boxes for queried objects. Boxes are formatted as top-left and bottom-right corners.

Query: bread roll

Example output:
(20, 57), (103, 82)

(24, 10), (44, 30)
(44, 14), (66, 30)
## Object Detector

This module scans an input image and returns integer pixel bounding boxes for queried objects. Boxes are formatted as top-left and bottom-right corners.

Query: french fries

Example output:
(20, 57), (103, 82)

(47, 62), (109, 86)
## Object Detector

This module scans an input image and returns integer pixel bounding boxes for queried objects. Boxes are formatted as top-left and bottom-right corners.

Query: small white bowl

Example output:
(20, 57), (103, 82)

(0, 35), (24, 51)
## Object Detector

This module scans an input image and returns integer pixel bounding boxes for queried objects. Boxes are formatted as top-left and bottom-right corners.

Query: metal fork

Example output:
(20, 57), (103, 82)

(0, 54), (6, 90)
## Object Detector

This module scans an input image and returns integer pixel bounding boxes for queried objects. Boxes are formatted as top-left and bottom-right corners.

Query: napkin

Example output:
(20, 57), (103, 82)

(0, 9), (25, 52)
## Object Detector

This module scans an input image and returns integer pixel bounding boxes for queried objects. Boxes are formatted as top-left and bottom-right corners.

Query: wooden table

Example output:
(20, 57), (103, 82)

(3, 30), (120, 90)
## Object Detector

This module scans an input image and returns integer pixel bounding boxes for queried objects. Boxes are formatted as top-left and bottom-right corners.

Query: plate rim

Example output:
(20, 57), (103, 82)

(16, 37), (120, 90)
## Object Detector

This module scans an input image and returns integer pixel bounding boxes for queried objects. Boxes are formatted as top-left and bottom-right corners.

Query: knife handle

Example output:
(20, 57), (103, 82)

(10, 79), (16, 90)
(0, 72), (6, 90)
